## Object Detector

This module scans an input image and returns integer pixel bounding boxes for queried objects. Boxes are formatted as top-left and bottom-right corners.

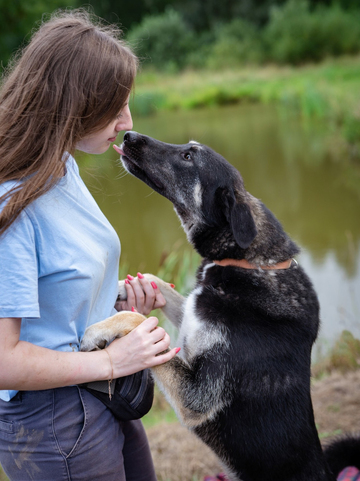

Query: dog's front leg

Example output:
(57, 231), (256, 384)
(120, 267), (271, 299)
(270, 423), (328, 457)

(118, 274), (185, 328)
(80, 311), (146, 352)
(150, 357), (222, 429)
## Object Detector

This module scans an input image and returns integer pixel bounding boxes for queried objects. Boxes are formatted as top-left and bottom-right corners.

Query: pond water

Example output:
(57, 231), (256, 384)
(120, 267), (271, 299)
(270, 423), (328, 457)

(78, 103), (360, 361)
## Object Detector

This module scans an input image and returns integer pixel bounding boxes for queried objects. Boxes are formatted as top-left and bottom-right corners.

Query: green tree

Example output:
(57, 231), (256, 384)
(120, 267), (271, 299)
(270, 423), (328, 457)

(173, 0), (289, 30)
(127, 8), (195, 70)
(207, 19), (264, 68)
(87, 0), (178, 30)
(171, 0), (360, 31)
(264, 0), (360, 64)
(0, 0), (74, 68)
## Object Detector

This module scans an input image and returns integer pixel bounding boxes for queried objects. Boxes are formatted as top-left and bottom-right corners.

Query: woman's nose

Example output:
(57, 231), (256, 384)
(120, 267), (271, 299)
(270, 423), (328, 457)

(116, 106), (133, 132)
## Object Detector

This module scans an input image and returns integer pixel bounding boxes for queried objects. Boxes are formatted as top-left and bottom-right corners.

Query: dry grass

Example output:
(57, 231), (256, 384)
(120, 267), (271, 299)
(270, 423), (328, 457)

(147, 422), (222, 481)
(313, 369), (360, 438)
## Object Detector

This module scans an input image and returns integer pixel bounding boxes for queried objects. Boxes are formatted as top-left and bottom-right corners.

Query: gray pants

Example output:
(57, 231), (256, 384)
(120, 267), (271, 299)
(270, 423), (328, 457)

(0, 386), (157, 481)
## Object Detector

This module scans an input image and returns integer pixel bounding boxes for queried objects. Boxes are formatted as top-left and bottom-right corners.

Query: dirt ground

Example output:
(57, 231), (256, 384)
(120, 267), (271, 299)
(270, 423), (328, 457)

(146, 369), (360, 481)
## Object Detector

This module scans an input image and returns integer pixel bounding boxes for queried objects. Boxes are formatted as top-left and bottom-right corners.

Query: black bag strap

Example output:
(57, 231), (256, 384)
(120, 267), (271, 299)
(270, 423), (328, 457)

(81, 379), (116, 395)
(79, 369), (154, 422)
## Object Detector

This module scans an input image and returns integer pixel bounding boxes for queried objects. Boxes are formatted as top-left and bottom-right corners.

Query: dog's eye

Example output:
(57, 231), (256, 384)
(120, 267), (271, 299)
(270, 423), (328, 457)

(182, 152), (192, 161)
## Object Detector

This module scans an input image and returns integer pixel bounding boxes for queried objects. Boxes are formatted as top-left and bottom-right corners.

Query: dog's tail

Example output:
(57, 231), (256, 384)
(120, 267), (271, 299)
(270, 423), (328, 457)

(323, 434), (360, 478)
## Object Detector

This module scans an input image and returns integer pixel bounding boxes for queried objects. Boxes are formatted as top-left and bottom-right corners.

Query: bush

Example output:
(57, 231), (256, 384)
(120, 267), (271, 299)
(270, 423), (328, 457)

(186, 30), (217, 69)
(126, 0), (360, 71)
(127, 8), (195, 71)
(206, 19), (264, 69)
(264, 0), (360, 64)
(318, 4), (360, 57)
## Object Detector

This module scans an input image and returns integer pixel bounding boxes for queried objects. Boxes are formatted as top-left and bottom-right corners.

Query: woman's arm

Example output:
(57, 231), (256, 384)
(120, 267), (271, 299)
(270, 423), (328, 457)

(0, 316), (177, 391)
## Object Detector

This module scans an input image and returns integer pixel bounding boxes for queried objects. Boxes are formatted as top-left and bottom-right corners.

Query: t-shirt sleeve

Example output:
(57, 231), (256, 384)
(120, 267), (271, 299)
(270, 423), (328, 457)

(0, 210), (40, 318)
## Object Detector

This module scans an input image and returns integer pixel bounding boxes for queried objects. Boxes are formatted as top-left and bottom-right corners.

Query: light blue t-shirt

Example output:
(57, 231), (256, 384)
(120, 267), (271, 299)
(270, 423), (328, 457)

(0, 155), (120, 401)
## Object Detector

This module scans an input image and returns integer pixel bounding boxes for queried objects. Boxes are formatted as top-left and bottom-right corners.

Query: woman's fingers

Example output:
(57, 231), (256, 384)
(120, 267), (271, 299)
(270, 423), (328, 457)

(152, 346), (181, 366)
(150, 281), (166, 310)
(138, 315), (159, 332)
(136, 273), (157, 313)
(120, 273), (167, 315)
(106, 316), (180, 376)
(151, 326), (167, 343)
(119, 279), (135, 311)
(135, 273), (167, 312)
(126, 275), (146, 310)
(129, 318), (172, 357)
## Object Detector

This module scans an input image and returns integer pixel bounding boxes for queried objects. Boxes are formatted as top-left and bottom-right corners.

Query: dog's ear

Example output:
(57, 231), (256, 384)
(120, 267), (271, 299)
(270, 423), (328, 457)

(230, 201), (257, 249)
(220, 187), (257, 249)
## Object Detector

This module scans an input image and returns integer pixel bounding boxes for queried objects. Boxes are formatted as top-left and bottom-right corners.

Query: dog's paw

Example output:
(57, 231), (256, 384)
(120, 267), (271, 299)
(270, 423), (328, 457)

(80, 311), (147, 352)
(80, 323), (112, 352)
(117, 279), (128, 302)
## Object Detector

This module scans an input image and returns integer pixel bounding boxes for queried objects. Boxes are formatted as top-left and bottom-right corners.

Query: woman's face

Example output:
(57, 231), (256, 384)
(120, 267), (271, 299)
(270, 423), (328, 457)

(76, 102), (133, 154)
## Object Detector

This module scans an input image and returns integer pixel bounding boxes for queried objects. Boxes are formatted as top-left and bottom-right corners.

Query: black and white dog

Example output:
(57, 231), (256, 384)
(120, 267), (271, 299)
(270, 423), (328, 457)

(81, 132), (360, 481)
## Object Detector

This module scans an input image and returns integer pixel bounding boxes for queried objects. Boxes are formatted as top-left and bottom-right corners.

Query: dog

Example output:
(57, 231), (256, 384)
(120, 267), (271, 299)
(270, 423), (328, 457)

(81, 132), (360, 481)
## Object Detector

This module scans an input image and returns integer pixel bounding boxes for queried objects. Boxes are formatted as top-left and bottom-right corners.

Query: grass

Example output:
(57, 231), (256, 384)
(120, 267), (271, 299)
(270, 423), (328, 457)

(142, 385), (178, 429)
(131, 56), (360, 155)
(312, 330), (360, 378)
(318, 428), (343, 440)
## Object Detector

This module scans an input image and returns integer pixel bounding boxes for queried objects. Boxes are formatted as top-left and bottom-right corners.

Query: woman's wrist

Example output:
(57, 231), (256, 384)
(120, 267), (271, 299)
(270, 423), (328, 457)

(104, 349), (114, 381)
(88, 349), (114, 382)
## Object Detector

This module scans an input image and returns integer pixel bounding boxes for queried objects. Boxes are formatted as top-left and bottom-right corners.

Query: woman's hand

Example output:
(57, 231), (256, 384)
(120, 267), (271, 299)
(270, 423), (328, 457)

(115, 273), (166, 315)
(105, 316), (179, 377)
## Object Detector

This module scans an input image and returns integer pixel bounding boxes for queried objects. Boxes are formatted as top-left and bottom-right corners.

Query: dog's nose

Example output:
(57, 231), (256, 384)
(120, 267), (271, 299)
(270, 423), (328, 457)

(124, 131), (145, 144)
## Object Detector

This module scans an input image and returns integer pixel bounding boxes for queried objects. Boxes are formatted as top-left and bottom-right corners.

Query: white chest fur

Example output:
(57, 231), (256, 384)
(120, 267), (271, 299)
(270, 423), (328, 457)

(177, 286), (228, 361)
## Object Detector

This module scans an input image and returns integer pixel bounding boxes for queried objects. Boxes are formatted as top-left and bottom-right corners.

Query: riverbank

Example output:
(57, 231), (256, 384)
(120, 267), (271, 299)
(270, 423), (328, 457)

(132, 56), (360, 157)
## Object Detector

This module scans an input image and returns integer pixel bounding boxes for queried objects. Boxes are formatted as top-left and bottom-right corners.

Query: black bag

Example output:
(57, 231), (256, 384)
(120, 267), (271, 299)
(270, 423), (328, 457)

(81, 369), (154, 422)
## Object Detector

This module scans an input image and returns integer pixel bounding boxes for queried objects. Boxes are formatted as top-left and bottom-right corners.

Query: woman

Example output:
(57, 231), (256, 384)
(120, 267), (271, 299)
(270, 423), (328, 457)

(0, 9), (178, 481)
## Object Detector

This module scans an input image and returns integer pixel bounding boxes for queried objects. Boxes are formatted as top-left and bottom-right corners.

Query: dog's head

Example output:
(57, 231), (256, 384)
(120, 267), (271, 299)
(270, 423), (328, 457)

(119, 131), (258, 259)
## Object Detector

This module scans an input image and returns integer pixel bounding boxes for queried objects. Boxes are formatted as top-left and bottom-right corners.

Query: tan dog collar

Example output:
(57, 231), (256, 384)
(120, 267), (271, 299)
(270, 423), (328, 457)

(213, 258), (297, 270)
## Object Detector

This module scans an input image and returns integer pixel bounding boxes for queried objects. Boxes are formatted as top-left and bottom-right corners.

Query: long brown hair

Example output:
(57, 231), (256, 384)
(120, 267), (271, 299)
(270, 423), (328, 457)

(0, 9), (138, 236)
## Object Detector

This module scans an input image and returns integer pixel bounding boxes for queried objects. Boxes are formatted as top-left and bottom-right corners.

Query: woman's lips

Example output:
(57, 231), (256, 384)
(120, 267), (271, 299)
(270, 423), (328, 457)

(108, 136), (117, 142)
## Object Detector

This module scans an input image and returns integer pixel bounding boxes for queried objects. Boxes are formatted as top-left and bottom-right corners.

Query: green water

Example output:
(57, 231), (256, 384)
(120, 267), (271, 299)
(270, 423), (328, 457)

(78, 103), (360, 359)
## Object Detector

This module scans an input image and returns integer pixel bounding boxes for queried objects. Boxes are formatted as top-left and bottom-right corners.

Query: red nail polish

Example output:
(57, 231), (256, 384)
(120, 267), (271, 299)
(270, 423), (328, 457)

(170, 283), (175, 288)
(175, 347), (181, 354)
(151, 281), (158, 289)
(125, 279), (130, 284)
(137, 272), (144, 279)
(131, 306), (137, 312)
(127, 274), (134, 281)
